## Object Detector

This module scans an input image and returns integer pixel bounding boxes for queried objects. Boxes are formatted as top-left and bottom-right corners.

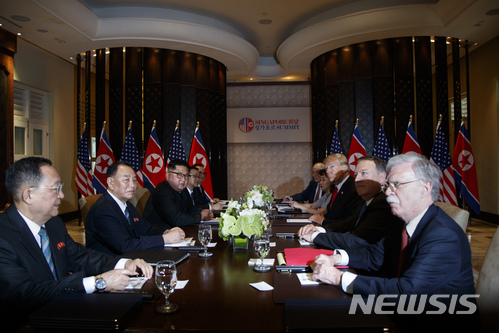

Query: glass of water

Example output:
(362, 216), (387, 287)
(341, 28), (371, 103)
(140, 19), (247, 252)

(155, 260), (178, 314)
(198, 224), (213, 257)
(253, 232), (271, 272)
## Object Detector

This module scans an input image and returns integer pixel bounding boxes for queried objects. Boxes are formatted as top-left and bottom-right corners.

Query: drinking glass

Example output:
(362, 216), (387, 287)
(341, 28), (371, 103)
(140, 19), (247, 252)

(155, 260), (178, 314)
(198, 224), (213, 257)
(253, 233), (271, 272)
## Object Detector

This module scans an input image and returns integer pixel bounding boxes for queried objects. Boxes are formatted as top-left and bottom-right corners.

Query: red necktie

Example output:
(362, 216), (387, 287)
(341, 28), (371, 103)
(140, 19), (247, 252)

(329, 187), (338, 209)
(397, 227), (409, 277)
(314, 184), (321, 202)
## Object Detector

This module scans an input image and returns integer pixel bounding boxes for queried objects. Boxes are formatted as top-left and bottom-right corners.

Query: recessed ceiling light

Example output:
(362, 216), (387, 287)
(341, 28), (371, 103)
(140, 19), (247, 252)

(11, 15), (30, 22)
(37, 28), (48, 33)
(485, 8), (499, 15)
(17, 32), (22, 36)
(259, 19), (272, 25)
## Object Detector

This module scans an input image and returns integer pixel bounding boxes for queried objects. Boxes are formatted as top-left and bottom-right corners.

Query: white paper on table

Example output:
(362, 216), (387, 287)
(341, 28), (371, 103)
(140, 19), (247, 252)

(286, 219), (311, 223)
(125, 277), (149, 290)
(299, 239), (313, 246)
(175, 280), (189, 289)
(207, 242), (217, 248)
(248, 258), (275, 266)
(296, 273), (320, 285)
(164, 237), (195, 247)
(250, 281), (274, 291)
(269, 242), (276, 247)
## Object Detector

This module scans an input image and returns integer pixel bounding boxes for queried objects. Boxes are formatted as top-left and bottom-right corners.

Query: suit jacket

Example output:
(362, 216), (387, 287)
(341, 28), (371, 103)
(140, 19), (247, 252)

(314, 192), (404, 249)
(322, 176), (363, 225)
(347, 204), (475, 297)
(143, 181), (201, 228)
(192, 185), (210, 211)
(291, 180), (322, 203)
(85, 191), (166, 255)
(0, 204), (119, 325)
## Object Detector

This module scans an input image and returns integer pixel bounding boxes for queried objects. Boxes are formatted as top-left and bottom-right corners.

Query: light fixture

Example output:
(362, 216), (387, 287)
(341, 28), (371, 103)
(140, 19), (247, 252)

(259, 19), (272, 25)
(11, 15), (30, 22)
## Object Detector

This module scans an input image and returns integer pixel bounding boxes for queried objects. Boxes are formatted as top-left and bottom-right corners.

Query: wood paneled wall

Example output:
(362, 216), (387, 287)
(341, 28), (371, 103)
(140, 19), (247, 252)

(311, 36), (470, 163)
(76, 48), (227, 198)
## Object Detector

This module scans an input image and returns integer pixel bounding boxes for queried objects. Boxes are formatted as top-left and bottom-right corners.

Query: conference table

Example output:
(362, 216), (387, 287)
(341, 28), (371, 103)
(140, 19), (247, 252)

(24, 211), (396, 332)
(120, 213), (396, 332)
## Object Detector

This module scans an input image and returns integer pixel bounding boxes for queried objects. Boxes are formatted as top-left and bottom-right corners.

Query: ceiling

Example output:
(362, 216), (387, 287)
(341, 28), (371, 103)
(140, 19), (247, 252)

(1, 0), (498, 82)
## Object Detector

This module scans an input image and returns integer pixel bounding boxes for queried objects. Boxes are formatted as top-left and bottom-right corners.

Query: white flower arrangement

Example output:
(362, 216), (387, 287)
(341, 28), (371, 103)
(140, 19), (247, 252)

(243, 185), (273, 209)
(217, 200), (269, 241)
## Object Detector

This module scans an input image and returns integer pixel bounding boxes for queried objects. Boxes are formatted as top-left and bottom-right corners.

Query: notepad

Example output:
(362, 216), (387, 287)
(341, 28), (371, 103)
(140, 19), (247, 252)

(284, 248), (336, 266)
(287, 219), (311, 223)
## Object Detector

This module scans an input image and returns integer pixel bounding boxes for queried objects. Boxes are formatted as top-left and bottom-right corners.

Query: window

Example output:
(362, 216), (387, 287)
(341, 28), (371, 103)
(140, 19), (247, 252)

(13, 82), (51, 160)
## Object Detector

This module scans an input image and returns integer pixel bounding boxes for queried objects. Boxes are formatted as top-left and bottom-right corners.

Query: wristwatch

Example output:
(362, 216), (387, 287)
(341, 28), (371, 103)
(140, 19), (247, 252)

(95, 275), (106, 292)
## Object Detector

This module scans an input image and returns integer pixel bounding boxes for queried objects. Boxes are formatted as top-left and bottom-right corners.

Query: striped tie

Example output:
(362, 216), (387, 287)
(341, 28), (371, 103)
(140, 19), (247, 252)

(39, 226), (56, 279)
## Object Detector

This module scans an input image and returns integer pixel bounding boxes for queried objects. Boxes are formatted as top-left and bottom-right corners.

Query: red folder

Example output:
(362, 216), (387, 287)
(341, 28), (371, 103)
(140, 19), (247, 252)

(284, 248), (347, 268)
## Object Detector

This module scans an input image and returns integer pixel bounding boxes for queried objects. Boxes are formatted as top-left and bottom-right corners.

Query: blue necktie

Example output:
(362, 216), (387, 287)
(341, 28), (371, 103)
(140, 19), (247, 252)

(124, 207), (136, 235)
(355, 203), (368, 227)
(39, 226), (57, 279)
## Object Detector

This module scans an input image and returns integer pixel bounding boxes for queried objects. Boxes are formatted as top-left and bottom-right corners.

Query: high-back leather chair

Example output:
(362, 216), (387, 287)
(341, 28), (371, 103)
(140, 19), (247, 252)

(476, 227), (499, 333)
(78, 194), (102, 226)
(129, 187), (151, 217)
(434, 201), (469, 233)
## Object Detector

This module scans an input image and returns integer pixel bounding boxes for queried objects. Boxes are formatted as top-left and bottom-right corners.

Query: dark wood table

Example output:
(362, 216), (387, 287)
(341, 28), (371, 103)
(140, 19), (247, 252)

(124, 218), (354, 332)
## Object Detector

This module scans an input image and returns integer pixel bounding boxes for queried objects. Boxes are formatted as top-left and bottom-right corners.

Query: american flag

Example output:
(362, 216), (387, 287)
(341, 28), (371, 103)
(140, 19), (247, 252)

(373, 123), (392, 162)
(75, 130), (94, 196)
(431, 122), (457, 206)
(120, 127), (144, 187)
(329, 123), (343, 154)
(167, 127), (187, 164)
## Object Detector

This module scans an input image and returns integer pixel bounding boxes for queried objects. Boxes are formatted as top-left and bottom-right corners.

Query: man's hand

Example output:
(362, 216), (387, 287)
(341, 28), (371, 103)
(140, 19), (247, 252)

(311, 254), (343, 285)
(163, 227), (185, 244)
(298, 224), (318, 236)
(124, 258), (154, 279)
(210, 202), (223, 210)
(308, 213), (325, 225)
(201, 209), (214, 221)
(99, 269), (134, 291)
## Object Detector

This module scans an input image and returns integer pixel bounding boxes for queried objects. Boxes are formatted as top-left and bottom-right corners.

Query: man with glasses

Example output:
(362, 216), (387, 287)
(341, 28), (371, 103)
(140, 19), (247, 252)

(311, 152), (475, 330)
(0, 157), (153, 329)
(283, 162), (325, 203)
(187, 166), (222, 212)
(298, 156), (403, 249)
(85, 161), (185, 255)
(144, 159), (213, 228)
(192, 163), (221, 205)
(308, 154), (363, 226)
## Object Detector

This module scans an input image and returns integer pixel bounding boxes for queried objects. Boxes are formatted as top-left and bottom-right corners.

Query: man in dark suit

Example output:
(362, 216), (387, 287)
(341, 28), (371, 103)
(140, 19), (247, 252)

(85, 161), (185, 255)
(312, 153), (476, 331)
(144, 159), (213, 228)
(188, 165), (222, 212)
(283, 162), (325, 203)
(298, 156), (403, 249)
(0, 157), (153, 329)
(309, 154), (363, 225)
(192, 163), (220, 205)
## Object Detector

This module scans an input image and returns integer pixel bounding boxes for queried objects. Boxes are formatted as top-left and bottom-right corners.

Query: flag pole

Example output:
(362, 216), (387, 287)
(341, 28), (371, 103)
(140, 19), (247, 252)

(152, 120), (156, 130)
(175, 120), (179, 130)
(356, 118), (359, 126)
(128, 120), (132, 130)
(380, 116), (384, 129)
(335, 119), (338, 130)
(196, 121), (200, 129)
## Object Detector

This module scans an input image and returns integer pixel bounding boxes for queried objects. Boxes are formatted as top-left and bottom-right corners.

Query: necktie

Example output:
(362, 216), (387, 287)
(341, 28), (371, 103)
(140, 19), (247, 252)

(397, 227), (409, 277)
(124, 208), (135, 233)
(191, 191), (195, 205)
(314, 184), (321, 202)
(39, 226), (57, 279)
(354, 203), (368, 227)
(329, 187), (338, 209)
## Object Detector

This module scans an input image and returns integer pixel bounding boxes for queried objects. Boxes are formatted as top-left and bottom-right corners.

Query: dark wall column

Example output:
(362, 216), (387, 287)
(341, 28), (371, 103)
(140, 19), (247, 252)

(0, 28), (16, 207)
(414, 36), (433, 156)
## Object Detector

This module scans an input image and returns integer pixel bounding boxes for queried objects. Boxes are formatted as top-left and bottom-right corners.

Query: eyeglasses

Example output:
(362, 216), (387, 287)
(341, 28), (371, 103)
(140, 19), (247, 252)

(32, 183), (64, 194)
(197, 172), (207, 176)
(189, 174), (202, 179)
(169, 171), (190, 180)
(382, 179), (420, 192)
